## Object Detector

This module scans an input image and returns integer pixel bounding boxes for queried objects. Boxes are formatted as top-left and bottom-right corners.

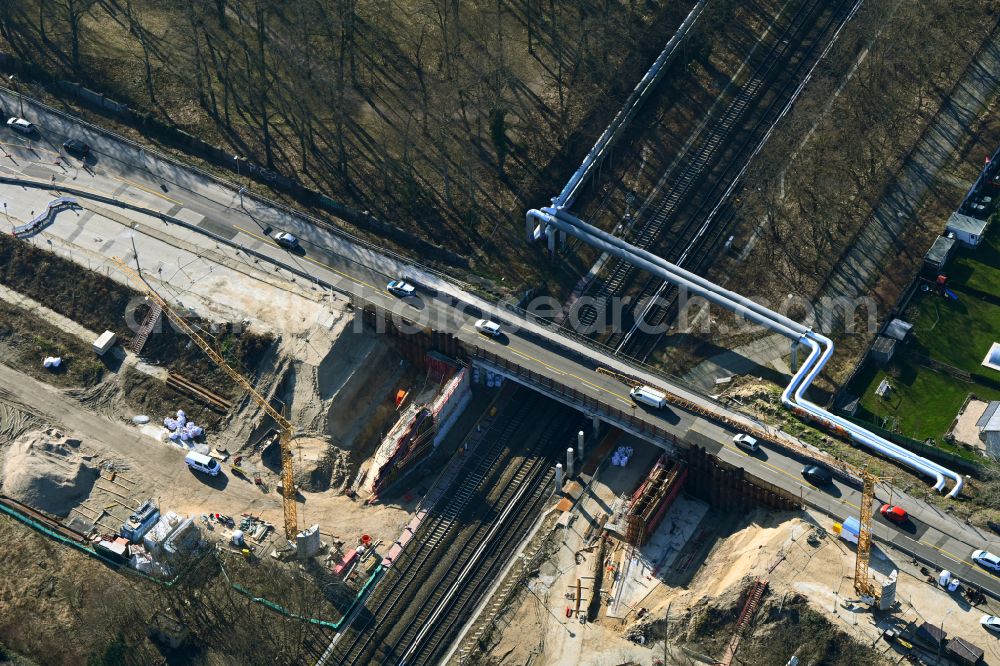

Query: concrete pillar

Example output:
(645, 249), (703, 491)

(548, 226), (557, 255)
(296, 524), (321, 560)
(525, 216), (534, 242)
(566, 448), (575, 478)
(790, 341), (799, 372)
(577, 430), (585, 461)
(591, 415), (600, 438)
(554, 463), (564, 493)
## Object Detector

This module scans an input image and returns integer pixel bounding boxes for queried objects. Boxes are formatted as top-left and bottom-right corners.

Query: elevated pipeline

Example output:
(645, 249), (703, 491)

(529, 208), (964, 497)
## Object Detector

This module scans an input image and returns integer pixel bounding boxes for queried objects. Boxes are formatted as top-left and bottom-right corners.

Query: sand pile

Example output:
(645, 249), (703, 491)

(694, 511), (807, 597)
(2, 428), (98, 516)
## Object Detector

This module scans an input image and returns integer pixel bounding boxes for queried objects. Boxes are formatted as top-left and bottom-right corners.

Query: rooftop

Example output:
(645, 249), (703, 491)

(883, 319), (913, 341)
(947, 211), (989, 235)
(976, 400), (1000, 432)
(924, 234), (956, 265)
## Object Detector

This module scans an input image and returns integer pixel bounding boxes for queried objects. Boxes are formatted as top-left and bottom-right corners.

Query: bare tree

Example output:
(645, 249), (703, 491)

(52, 0), (95, 70)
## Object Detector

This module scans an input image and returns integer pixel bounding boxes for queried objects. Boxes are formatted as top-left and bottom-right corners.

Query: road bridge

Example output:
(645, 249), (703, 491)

(1, 89), (999, 599)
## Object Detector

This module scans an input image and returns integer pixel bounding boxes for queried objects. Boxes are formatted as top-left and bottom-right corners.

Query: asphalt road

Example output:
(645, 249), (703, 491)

(2, 90), (1000, 600)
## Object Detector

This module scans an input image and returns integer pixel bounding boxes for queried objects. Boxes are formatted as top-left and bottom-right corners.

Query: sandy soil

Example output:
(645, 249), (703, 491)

(951, 398), (988, 452)
(1, 428), (98, 516)
(0, 359), (415, 550)
(488, 498), (1000, 666)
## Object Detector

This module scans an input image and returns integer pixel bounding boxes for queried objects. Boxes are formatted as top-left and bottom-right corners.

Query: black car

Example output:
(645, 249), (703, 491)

(62, 139), (90, 157)
(802, 464), (833, 485)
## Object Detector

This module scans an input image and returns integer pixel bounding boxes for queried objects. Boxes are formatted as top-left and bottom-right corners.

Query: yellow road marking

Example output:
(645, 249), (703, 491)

(110, 175), (182, 205)
(502, 345), (630, 401)
(231, 224), (382, 291)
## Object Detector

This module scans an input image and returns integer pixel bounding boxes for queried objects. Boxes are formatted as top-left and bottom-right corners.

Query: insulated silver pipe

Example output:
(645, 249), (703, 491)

(530, 208), (965, 496)
(791, 332), (963, 497)
(530, 209), (804, 340)
(544, 207), (810, 336)
(553, 0), (709, 209)
(783, 336), (955, 495)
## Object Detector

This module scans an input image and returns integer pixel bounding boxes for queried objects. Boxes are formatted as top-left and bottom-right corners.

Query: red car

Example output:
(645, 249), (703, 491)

(880, 504), (908, 523)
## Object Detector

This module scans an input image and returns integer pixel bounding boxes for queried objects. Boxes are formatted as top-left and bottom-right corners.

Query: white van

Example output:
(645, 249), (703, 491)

(184, 451), (220, 477)
(629, 385), (668, 409)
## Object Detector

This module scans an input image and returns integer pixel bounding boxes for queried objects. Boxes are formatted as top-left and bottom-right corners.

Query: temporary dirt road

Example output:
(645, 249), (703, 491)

(0, 362), (415, 546)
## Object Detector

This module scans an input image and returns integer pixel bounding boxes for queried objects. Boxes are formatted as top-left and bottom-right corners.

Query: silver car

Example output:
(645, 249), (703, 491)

(733, 434), (759, 453)
(6, 117), (33, 133)
(474, 319), (502, 338)
(972, 549), (1000, 572)
(387, 280), (416, 298)
(273, 231), (299, 248)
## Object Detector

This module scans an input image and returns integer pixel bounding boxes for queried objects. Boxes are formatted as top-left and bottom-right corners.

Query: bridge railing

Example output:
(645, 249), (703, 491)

(471, 346), (861, 486)
(474, 346), (683, 447)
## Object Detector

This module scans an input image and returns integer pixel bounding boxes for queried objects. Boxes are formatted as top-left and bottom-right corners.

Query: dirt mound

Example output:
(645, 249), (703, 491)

(290, 436), (349, 492)
(692, 511), (808, 597)
(1, 428), (98, 516)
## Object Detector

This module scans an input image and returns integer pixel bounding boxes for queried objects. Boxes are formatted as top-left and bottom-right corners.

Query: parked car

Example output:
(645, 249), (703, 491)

(879, 504), (908, 523)
(273, 231), (299, 248)
(6, 117), (33, 134)
(62, 138), (90, 157)
(184, 451), (220, 477)
(387, 280), (416, 298)
(474, 319), (502, 338)
(981, 615), (1000, 632)
(733, 433), (759, 453)
(972, 549), (1000, 573)
(802, 464), (832, 486)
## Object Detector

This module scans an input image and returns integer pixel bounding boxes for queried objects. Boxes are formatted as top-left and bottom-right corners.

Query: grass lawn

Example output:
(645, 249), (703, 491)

(848, 224), (1000, 453)
(904, 288), (1000, 374)
(852, 358), (1000, 451)
(948, 214), (1000, 294)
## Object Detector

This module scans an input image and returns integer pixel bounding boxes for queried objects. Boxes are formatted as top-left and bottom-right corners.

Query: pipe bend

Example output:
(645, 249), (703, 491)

(530, 208), (965, 497)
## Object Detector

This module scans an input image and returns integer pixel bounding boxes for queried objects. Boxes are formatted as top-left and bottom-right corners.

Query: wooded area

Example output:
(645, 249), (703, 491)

(0, 0), (692, 285)
(725, 0), (996, 309)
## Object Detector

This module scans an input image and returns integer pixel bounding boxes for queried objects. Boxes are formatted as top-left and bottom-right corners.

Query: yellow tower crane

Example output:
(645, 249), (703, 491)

(112, 257), (299, 540)
(855, 469), (889, 601)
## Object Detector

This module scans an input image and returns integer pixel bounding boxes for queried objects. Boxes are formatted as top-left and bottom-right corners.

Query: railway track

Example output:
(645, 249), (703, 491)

(310, 393), (572, 666)
(613, 0), (860, 361)
(570, 0), (854, 357)
(389, 430), (560, 666)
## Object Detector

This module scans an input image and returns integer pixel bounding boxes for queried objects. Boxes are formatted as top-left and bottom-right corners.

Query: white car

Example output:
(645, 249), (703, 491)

(733, 433), (759, 453)
(387, 280), (416, 298)
(6, 117), (33, 133)
(981, 615), (1000, 632)
(972, 549), (1000, 572)
(474, 319), (502, 338)
(273, 231), (299, 248)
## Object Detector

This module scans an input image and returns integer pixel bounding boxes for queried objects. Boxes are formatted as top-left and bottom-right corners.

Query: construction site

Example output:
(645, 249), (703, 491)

(3, 0), (1000, 664)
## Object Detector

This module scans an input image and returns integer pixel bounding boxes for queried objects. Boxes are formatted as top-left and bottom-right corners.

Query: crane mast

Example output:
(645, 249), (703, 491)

(112, 257), (298, 539)
(855, 470), (884, 600)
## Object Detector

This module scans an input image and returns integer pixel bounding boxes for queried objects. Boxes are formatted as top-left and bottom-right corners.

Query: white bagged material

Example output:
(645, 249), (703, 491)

(43, 356), (62, 368)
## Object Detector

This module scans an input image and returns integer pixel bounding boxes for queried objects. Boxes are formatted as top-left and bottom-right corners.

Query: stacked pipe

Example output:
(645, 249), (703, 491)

(529, 207), (963, 497)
